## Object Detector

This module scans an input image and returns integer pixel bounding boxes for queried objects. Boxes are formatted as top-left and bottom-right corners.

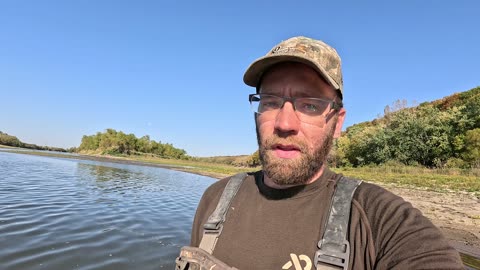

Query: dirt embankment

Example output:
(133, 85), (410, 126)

(380, 184), (480, 258)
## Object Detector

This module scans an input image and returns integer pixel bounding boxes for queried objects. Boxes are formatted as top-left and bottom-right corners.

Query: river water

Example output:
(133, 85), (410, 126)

(0, 151), (215, 270)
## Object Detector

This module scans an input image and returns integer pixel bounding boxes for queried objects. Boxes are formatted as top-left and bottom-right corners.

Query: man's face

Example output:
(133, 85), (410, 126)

(255, 62), (346, 186)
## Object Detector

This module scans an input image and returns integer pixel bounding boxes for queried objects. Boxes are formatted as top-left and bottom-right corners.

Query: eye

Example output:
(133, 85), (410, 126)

(297, 99), (329, 115)
(259, 96), (282, 111)
(303, 103), (318, 112)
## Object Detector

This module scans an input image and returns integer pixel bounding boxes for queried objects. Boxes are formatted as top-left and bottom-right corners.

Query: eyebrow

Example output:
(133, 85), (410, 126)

(259, 88), (333, 99)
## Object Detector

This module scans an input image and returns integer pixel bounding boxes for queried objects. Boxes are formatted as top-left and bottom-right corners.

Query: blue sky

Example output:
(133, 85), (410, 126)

(1, 1), (479, 157)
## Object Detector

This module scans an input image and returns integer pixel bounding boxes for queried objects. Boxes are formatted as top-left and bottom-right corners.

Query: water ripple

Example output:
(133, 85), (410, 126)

(0, 151), (215, 270)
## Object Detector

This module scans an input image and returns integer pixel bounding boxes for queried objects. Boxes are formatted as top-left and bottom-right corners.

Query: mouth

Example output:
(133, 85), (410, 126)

(271, 144), (301, 159)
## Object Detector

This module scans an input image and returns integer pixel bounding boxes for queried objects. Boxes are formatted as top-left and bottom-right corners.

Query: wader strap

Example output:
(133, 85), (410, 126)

(199, 172), (247, 254)
(315, 177), (362, 270)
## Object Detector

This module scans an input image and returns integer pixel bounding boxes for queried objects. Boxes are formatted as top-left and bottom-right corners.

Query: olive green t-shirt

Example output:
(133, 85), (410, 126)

(190, 169), (463, 270)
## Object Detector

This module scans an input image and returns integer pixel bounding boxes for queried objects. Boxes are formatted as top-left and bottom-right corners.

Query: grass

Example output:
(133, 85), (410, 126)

(114, 154), (255, 178)
(335, 166), (480, 195)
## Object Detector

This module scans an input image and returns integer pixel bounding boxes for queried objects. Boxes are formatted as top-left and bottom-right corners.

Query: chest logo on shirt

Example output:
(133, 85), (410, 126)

(282, 253), (312, 270)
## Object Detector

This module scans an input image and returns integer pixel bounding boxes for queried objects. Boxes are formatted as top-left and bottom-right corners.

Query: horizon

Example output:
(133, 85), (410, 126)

(1, 1), (479, 156)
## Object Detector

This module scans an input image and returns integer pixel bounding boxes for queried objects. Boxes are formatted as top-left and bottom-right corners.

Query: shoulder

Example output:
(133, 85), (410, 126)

(197, 176), (231, 212)
(349, 180), (425, 247)
(353, 181), (409, 208)
(351, 181), (420, 225)
(203, 171), (257, 195)
(349, 181), (463, 268)
(190, 172), (257, 246)
(203, 176), (231, 198)
(199, 171), (258, 209)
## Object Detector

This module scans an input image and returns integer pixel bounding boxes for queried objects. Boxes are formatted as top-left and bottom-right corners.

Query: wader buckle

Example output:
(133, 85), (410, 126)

(198, 223), (224, 254)
(314, 239), (350, 270)
(176, 246), (239, 270)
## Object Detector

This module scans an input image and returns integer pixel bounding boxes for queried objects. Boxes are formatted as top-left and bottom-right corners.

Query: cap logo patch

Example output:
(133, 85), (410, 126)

(271, 46), (281, 54)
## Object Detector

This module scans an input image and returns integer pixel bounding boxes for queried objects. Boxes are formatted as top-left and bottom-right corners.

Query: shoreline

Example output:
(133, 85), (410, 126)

(3, 149), (480, 262)
(0, 148), (233, 179)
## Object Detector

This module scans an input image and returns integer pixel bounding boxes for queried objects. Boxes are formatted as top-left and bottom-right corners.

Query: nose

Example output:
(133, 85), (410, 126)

(274, 101), (301, 135)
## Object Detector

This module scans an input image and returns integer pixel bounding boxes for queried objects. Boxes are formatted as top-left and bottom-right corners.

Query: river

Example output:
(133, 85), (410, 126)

(0, 151), (215, 270)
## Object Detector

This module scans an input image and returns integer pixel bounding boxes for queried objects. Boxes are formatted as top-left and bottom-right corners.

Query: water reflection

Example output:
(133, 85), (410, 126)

(76, 163), (157, 197)
(0, 151), (215, 270)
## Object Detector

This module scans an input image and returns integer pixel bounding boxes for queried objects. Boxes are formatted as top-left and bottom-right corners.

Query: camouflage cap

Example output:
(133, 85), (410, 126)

(243, 36), (343, 98)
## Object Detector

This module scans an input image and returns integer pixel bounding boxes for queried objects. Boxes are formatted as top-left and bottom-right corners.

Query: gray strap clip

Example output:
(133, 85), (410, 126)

(315, 239), (350, 270)
(315, 176), (362, 270)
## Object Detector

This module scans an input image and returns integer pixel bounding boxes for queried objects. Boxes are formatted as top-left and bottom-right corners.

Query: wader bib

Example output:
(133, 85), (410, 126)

(175, 173), (362, 270)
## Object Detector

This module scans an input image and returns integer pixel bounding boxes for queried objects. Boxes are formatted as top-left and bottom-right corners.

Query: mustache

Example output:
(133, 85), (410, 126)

(261, 135), (308, 153)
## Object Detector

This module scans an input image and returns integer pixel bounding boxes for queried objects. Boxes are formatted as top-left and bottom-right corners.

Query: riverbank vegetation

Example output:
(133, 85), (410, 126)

(0, 131), (66, 152)
(335, 164), (479, 194)
(75, 129), (261, 166)
(76, 128), (189, 159)
(330, 87), (480, 169)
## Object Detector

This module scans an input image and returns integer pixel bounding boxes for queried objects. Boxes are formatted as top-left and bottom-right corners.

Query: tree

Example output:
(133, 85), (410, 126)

(347, 125), (390, 166)
(77, 129), (189, 159)
(463, 128), (480, 167)
(332, 135), (351, 167)
(0, 132), (23, 147)
(246, 150), (260, 167)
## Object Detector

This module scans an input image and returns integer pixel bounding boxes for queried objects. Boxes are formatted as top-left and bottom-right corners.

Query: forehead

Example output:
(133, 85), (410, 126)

(259, 62), (336, 98)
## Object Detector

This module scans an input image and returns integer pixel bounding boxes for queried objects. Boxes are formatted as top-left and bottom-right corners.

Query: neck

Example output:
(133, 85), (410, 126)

(263, 165), (326, 189)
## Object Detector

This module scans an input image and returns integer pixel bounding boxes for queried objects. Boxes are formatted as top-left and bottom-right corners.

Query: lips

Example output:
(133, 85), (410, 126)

(273, 144), (300, 151)
(271, 143), (301, 158)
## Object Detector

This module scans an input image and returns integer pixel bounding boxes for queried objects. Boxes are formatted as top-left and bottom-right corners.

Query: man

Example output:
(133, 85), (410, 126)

(178, 36), (463, 269)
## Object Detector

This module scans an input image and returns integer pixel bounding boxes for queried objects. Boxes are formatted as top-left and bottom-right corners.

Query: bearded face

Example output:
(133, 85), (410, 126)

(256, 117), (336, 186)
(253, 62), (345, 187)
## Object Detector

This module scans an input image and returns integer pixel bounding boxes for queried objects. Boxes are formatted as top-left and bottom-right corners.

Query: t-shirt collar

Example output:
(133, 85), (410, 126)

(255, 168), (337, 200)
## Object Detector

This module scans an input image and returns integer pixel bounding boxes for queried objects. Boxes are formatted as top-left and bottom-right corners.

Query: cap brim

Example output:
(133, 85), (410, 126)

(243, 54), (340, 91)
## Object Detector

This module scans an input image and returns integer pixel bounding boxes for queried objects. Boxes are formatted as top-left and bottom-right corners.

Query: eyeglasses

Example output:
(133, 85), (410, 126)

(248, 93), (342, 125)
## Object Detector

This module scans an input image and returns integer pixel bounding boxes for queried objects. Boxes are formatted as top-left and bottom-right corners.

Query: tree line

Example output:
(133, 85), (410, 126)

(76, 128), (190, 160)
(329, 87), (480, 169)
(0, 131), (66, 152)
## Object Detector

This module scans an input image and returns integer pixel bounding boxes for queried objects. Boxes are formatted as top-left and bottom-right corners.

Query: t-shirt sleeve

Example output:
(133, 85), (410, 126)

(354, 183), (463, 269)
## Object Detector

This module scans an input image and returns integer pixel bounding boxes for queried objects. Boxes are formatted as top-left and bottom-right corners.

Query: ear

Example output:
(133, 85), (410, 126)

(333, 108), (346, 138)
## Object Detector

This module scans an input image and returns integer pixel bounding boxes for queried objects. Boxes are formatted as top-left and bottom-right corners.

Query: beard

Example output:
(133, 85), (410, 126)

(256, 122), (336, 186)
